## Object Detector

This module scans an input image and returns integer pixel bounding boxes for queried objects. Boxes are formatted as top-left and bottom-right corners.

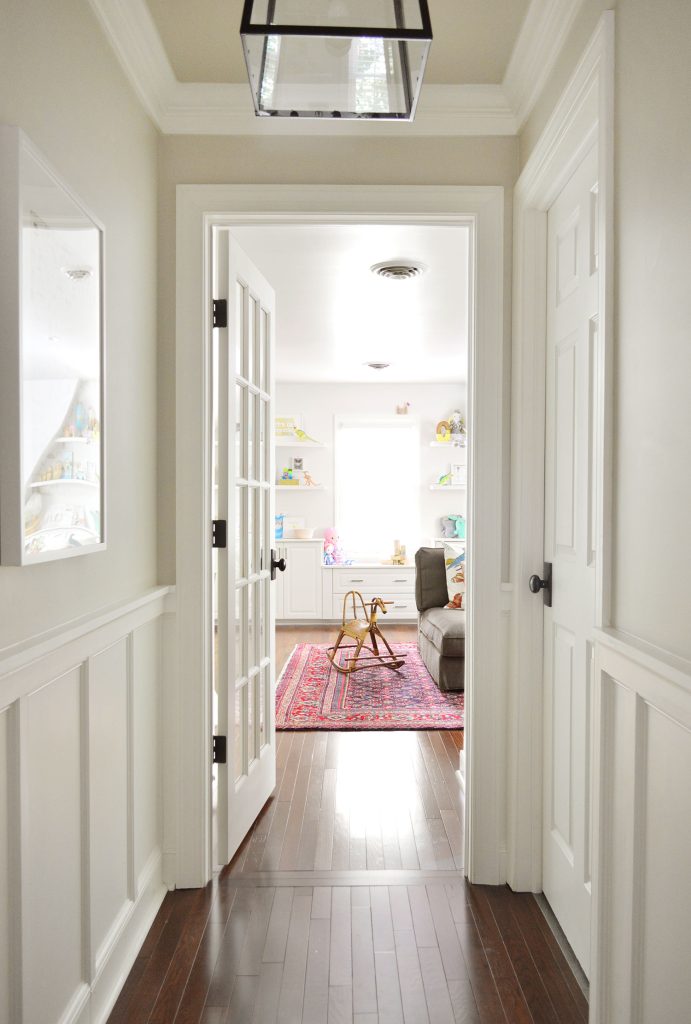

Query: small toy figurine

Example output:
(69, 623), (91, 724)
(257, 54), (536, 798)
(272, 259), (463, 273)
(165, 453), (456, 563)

(448, 410), (466, 444)
(437, 470), (452, 487)
(302, 471), (320, 487)
(396, 402), (411, 415)
(294, 426), (320, 444)
(436, 419), (451, 442)
(440, 516), (456, 538)
(449, 514), (466, 539)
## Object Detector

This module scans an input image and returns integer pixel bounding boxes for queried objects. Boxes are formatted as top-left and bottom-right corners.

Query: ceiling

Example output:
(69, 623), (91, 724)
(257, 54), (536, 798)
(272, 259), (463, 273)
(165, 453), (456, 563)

(230, 223), (469, 383)
(88, 0), (582, 135)
(145, 0), (530, 86)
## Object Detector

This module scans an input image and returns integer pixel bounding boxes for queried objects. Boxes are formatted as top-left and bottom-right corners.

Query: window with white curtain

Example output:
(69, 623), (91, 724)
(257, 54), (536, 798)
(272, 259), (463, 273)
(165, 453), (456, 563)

(334, 416), (420, 560)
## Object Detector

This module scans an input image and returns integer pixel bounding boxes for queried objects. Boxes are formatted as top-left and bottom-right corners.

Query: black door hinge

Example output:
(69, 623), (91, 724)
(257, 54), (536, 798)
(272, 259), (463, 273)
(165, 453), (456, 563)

(212, 299), (228, 329)
(212, 735), (227, 764)
(212, 519), (227, 548)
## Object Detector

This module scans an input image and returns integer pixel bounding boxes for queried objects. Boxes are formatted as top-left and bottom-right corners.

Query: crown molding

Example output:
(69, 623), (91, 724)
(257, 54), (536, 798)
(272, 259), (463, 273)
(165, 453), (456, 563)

(89, 0), (583, 137)
(503, 0), (588, 130)
(159, 82), (516, 136)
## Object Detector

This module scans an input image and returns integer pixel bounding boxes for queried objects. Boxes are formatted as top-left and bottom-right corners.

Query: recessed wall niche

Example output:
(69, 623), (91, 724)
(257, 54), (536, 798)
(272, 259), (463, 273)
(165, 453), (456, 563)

(0, 126), (105, 565)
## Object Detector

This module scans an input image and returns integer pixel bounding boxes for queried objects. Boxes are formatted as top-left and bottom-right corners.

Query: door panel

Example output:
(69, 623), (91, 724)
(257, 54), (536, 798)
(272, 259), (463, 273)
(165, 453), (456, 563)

(214, 233), (276, 865)
(543, 144), (598, 976)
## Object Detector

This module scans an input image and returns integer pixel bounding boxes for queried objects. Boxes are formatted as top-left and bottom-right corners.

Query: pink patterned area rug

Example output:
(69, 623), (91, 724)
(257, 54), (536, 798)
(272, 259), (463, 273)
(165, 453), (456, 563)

(276, 642), (464, 731)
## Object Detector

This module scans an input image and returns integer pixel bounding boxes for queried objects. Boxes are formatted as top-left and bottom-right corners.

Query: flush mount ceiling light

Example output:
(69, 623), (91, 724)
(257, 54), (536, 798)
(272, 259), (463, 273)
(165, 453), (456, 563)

(370, 259), (427, 280)
(364, 361), (391, 370)
(240, 0), (432, 121)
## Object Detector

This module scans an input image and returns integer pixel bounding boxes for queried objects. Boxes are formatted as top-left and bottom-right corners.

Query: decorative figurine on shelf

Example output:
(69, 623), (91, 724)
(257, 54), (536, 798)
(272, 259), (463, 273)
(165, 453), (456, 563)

(435, 419), (451, 442)
(323, 527), (345, 565)
(448, 410), (466, 445)
(440, 516), (456, 538)
(391, 539), (407, 565)
(293, 426), (321, 444)
(396, 401), (411, 415)
(275, 514), (286, 540)
(437, 468), (452, 487)
(302, 470), (320, 488)
(449, 514), (466, 540)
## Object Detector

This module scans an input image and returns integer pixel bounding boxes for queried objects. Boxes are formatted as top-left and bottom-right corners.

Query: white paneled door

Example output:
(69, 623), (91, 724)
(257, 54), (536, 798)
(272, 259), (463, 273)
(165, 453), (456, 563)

(542, 145), (598, 976)
(213, 233), (277, 865)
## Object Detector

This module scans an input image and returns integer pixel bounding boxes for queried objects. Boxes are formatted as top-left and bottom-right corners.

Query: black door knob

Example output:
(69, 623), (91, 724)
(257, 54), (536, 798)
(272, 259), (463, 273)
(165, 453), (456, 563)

(529, 574), (546, 594)
(528, 562), (552, 607)
(270, 549), (287, 580)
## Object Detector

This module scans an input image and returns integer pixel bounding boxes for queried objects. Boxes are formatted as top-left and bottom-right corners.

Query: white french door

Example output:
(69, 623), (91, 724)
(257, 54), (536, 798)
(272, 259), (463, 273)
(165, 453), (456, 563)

(542, 144), (598, 975)
(212, 231), (277, 866)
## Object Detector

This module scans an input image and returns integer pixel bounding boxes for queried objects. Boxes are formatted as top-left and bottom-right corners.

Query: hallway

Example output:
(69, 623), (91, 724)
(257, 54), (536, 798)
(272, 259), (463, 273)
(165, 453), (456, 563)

(108, 664), (588, 1023)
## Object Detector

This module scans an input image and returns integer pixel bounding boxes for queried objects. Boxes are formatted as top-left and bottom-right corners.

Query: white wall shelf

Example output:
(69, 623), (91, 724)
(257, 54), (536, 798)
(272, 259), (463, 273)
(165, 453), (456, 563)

(429, 484), (466, 491)
(275, 439), (325, 448)
(276, 484), (325, 492)
(30, 479), (99, 489)
(429, 440), (467, 448)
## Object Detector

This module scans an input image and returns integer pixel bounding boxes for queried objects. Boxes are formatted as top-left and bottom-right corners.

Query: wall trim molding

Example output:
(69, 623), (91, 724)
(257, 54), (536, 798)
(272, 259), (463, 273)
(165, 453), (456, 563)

(0, 586), (173, 683)
(88, 0), (581, 136)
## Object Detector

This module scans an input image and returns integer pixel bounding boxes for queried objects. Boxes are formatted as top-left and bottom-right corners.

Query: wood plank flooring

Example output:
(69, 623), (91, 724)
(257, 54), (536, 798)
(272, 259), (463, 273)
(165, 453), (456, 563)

(108, 626), (587, 1024)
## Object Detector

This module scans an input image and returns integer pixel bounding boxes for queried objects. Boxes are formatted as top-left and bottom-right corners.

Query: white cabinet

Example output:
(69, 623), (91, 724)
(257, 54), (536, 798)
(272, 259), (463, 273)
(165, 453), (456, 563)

(275, 539), (324, 620)
(326, 565), (417, 621)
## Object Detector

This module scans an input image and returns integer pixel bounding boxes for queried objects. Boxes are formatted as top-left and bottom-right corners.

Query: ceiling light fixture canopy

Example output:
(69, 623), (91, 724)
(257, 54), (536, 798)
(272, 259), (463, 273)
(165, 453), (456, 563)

(240, 0), (432, 121)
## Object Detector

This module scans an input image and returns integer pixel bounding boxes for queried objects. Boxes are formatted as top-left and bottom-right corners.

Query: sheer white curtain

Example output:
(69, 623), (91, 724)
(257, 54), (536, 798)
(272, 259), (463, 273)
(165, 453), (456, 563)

(334, 416), (420, 560)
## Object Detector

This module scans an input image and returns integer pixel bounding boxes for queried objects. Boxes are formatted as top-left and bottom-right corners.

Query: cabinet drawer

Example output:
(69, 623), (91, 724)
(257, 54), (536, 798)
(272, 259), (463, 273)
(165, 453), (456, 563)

(331, 568), (415, 594)
(329, 592), (417, 620)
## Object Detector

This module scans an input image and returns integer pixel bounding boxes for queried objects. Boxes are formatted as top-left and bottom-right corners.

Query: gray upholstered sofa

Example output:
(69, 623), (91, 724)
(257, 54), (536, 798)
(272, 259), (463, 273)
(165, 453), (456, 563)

(414, 547), (465, 692)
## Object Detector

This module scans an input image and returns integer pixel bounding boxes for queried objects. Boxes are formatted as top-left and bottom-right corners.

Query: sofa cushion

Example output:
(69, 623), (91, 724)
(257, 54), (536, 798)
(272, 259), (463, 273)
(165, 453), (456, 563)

(419, 607), (466, 657)
(414, 547), (449, 611)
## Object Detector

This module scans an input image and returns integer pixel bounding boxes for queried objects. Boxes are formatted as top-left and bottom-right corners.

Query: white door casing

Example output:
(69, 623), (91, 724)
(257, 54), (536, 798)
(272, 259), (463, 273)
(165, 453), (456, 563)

(214, 233), (277, 864)
(542, 145), (598, 976)
(175, 185), (505, 889)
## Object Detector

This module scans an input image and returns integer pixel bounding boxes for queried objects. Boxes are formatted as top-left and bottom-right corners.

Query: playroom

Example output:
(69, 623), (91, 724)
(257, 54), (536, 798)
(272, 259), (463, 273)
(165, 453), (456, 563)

(230, 221), (469, 736)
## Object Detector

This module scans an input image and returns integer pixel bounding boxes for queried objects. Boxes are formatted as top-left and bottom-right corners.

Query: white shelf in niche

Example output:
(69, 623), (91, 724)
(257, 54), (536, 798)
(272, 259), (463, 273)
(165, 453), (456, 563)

(54, 436), (94, 445)
(275, 484), (325, 492)
(30, 479), (99, 489)
(275, 439), (325, 448)
(429, 484), (466, 491)
(429, 440), (467, 448)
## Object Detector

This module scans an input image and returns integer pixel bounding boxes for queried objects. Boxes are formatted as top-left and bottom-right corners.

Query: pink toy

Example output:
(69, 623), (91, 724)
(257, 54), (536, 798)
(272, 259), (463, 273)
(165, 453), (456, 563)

(323, 527), (345, 566)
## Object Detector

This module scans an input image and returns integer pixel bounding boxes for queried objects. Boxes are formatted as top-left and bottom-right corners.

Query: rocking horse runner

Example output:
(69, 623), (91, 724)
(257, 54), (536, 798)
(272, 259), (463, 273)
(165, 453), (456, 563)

(326, 590), (408, 674)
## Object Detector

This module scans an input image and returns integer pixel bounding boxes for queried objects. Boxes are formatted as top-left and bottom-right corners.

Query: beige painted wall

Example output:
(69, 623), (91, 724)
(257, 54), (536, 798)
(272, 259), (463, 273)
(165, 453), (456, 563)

(157, 135), (519, 583)
(0, 0), (159, 647)
(520, 0), (691, 661)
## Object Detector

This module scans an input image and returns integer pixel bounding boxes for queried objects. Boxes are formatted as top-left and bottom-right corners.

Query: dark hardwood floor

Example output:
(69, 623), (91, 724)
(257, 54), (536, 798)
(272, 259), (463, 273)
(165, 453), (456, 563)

(108, 626), (587, 1024)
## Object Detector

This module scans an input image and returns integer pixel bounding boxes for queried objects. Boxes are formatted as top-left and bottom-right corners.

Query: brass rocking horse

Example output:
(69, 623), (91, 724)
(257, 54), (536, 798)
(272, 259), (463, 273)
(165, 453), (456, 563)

(326, 590), (407, 675)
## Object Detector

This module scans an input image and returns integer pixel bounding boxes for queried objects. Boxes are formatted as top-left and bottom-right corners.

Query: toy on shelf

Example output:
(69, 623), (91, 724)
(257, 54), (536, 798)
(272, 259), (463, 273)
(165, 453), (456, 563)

(384, 539), (407, 565)
(435, 419), (451, 442)
(302, 470), (320, 487)
(440, 516), (456, 538)
(449, 410), (466, 443)
(294, 426), (320, 444)
(275, 514), (286, 540)
(449, 514), (466, 539)
(323, 527), (349, 565)
(396, 402), (411, 415)
(437, 469), (452, 487)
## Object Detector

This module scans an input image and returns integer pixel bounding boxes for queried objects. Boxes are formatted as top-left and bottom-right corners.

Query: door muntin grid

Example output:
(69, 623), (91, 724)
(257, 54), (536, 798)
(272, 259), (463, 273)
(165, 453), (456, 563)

(234, 280), (273, 784)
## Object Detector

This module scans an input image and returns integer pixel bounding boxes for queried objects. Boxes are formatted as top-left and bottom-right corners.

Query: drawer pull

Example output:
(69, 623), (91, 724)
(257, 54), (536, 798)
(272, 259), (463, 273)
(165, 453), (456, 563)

(393, 579), (408, 583)
(350, 578), (364, 583)
(394, 603), (407, 608)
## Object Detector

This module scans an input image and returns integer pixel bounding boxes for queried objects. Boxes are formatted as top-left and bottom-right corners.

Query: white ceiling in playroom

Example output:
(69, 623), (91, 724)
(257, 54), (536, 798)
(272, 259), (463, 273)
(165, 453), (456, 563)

(231, 222), (469, 383)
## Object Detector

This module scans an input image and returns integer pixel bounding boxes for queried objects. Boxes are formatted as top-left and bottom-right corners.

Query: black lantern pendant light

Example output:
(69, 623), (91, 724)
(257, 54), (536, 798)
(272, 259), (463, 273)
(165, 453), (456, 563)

(240, 0), (432, 121)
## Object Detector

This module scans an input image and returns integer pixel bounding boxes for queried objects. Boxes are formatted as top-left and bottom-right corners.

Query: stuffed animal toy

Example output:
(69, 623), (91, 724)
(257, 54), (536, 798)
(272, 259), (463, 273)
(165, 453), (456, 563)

(440, 516), (456, 538)
(449, 514), (466, 539)
(323, 527), (344, 565)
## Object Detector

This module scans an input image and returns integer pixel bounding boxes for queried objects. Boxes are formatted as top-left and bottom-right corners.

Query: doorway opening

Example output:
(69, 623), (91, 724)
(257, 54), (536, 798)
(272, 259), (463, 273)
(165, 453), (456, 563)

(210, 221), (470, 872)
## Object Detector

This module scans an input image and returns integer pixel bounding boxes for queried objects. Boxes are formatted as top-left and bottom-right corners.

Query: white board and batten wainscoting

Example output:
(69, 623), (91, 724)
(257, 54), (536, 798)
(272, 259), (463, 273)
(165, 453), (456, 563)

(0, 586), (173, 1024)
